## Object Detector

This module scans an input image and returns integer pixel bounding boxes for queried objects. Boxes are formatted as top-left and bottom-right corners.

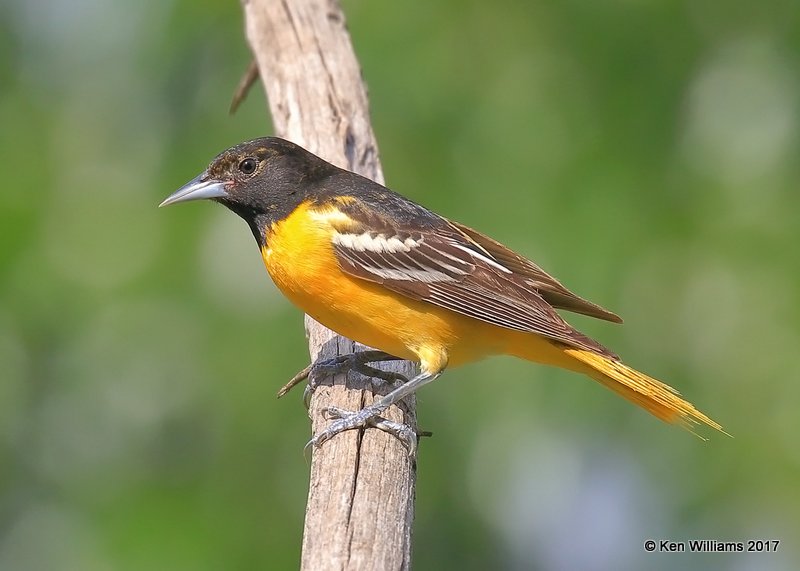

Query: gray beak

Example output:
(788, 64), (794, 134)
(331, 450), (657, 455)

(159, 174), (228, 208)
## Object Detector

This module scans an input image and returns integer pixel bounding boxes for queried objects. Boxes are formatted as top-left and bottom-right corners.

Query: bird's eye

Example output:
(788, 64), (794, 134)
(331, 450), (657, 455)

(238, 157), (257, 175)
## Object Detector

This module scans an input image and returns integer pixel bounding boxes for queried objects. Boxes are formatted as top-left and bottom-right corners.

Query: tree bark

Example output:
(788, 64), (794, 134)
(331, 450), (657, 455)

(240, 1), (418, 569)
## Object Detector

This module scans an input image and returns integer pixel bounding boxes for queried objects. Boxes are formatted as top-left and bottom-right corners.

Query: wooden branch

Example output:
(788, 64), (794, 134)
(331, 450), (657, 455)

(239, 1), (418, 569)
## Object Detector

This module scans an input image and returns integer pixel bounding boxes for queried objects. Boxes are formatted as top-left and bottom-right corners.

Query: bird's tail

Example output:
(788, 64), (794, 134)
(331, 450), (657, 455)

(562, 348), (724, 436)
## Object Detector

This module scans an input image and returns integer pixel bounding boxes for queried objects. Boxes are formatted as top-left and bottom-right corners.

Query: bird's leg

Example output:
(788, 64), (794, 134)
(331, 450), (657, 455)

(308, 371), (441, 455)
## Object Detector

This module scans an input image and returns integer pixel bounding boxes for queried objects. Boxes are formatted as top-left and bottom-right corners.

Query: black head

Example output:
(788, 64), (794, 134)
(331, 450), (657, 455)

(160, 137), (338, 245)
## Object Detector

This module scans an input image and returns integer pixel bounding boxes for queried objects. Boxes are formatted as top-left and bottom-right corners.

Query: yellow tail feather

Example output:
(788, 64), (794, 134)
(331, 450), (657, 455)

(563, 348), (725, 437)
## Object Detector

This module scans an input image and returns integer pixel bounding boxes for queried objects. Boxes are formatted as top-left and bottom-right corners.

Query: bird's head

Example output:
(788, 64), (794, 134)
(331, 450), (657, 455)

(160, 137), (337, 244)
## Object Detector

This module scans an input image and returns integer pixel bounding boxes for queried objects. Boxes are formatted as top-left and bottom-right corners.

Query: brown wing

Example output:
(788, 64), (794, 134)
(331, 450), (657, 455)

(327, 202), (617, 358)
(449, 221), (622, 323)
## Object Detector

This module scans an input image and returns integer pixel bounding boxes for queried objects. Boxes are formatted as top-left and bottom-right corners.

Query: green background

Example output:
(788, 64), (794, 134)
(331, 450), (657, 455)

(1, 0), (798, 569)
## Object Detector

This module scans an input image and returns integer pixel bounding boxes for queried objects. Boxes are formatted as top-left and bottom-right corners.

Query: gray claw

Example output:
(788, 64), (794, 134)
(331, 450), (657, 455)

(353, 365), (409, 385)
(307, 405), (418, 457)
(285, 350), (403, 405)
(371, 417), (418, 457)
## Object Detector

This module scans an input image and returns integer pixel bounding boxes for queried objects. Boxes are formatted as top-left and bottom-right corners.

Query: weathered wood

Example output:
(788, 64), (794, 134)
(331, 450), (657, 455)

(239, 1), (418, 569)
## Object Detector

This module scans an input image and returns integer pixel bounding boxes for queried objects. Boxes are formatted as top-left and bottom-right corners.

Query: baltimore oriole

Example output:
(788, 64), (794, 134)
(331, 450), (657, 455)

(161, 137), (723, 449)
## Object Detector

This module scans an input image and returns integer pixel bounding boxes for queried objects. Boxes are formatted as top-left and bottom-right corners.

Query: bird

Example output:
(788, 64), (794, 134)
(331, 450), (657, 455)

(160, 136), (723, 450)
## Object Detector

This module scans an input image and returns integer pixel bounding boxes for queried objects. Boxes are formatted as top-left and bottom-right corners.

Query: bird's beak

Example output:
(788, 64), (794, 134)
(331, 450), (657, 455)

(159, 174), (228, 208)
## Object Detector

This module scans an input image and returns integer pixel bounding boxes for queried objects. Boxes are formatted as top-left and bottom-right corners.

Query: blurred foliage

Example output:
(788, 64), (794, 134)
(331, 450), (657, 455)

(1, 0), (799, 570)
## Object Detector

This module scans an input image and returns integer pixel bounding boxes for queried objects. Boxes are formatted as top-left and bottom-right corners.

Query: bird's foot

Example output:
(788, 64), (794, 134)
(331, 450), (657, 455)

(306, 404), (419, 456)
(277, 350), (406, 405)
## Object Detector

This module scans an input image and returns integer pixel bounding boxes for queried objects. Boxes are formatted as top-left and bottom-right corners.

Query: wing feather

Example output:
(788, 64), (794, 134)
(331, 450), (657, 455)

(327, 202), (616, 357)
(450, 221), (623, 323)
